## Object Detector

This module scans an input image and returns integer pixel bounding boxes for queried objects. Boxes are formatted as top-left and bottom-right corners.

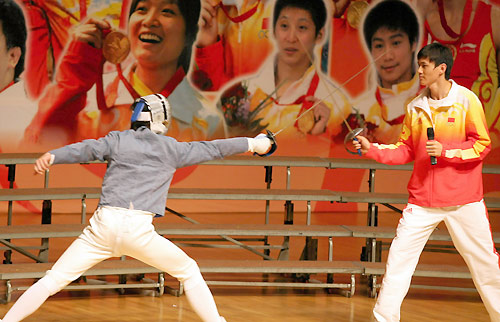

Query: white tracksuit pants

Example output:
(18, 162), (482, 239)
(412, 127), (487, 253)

(373, 200), (500, 322)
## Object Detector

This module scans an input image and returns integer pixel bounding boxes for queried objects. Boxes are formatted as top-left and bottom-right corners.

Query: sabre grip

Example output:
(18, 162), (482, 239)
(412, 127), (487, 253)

(254, 130), (277, 157)
(344, 128), (364, 156)
(354, 138), (362, 156)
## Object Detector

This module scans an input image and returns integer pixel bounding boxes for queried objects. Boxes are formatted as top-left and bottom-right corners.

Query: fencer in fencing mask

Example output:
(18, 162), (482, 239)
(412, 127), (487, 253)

(130, 93), (171, 135)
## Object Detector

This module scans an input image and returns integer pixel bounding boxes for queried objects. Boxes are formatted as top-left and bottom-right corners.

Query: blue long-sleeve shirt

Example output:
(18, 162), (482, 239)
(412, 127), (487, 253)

(50, 127), (249, 215)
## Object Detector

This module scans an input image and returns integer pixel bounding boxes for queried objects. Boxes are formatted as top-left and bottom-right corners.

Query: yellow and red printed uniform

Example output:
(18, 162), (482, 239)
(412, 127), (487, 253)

(355, 73), (422, 144)
(244, 60), (351, 145)
(193, 0), (274, 91)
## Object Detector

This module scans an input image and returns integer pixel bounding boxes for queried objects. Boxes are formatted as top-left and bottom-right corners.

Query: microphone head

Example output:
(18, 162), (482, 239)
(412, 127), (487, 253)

(427, 127), (434, 140)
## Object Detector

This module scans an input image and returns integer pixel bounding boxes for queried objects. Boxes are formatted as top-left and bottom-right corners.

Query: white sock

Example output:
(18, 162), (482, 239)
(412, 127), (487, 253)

(183, 274), (222, 322)
(2, 279), (50, 322)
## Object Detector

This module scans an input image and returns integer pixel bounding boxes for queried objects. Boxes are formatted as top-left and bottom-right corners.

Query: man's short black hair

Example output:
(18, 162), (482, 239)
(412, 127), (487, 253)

(362, 0), (419, 51)
(0, 0), (27, 81)
(417, 42), (454, 80)
(273, 0), (327, 37)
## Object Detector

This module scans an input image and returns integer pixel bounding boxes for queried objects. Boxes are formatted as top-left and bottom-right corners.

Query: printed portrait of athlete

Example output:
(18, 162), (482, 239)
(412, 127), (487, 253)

(353, 0), (422, 144)
(25, 0), (224, 148)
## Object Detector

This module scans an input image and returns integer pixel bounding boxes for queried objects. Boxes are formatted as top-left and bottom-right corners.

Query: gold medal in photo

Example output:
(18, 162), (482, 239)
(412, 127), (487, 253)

(346, 1), (369, 29)
(297, 111), (315, 134)
(103, 31), (130, 64)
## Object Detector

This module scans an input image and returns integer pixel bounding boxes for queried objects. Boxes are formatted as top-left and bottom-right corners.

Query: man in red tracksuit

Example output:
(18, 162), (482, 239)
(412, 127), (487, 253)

(354, 42), (500, 322)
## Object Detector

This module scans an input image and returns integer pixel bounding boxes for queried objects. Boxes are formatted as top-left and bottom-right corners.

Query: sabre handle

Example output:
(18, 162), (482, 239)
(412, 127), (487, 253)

(254, 130), (278, 157)
(354, 138), (362, 156)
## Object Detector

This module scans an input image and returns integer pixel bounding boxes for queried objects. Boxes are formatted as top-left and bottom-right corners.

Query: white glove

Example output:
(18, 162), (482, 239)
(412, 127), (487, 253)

(247, 134), (272, 154)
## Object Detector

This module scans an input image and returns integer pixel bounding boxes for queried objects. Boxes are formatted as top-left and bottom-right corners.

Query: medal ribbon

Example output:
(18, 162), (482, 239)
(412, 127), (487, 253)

(116, 63), (141, 99)
(294, 72), (319, 129)
(96, 63), (185, 110)
(159, 67), (186, 98)
(120, 0), (132, 29)
(375, 87), (405, 125)
(269, 72), (320, 129)
(0, 81), (14, 94)
(437, 0), (472, 39)
(218, 0), (261, 23)
(79, 0), (87, 20)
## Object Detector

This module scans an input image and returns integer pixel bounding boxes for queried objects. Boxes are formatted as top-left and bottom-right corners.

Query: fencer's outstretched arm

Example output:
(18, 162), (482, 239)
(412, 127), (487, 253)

(34, 131), (272, 175)
(172, 134), (272, 169)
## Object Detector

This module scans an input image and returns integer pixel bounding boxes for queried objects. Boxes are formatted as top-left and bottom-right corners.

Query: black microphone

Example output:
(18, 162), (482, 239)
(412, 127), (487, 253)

(427, 127), (437, 165)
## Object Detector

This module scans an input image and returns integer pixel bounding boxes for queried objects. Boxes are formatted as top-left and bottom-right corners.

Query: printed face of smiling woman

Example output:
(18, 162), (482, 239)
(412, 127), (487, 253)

(129, 0), (186, 71)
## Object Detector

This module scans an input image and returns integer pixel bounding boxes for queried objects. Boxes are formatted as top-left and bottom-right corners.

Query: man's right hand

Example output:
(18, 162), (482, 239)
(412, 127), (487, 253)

(34, 152), (53, 175)
(353, 135), (370, 155)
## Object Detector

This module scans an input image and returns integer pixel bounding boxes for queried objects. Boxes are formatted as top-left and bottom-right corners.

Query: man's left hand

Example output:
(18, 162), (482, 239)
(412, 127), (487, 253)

(426, 140), (443, 157)
(34, 152), (53, 175)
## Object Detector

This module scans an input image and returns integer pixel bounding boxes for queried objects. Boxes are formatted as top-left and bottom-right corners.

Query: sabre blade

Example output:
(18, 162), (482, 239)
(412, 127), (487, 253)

(273, 49), (390, 137)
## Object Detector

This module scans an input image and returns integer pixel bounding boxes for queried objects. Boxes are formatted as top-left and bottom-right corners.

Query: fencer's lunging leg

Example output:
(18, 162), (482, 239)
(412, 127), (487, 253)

(1, 279), (50, 322)
(183, 271), (225, 322)
(124, 226), (224, 322)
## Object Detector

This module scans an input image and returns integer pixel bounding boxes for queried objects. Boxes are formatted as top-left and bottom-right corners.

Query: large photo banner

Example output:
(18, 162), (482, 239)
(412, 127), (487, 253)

(1, 0), (499, 214)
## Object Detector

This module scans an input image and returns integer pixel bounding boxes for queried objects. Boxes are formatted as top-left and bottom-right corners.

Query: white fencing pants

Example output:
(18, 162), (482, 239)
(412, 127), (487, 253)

(34, 206), (223, 322)
(373, 200), (500, 322)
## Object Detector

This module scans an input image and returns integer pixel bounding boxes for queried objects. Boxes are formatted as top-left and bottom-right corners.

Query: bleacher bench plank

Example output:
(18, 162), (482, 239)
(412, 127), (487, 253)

(0, 260), (164, 280)
(2, 188), (498, 209)
(0, 258), (474, 279)
(338, 192), (408, 204)
(343, 225), (500, 243)
(0, 223), (352, 240)
(0, 153), (42, 165)
(0, 188), (101, 201)
(167, 188), (342, 201)
(0, 224), (87, 239)
(0, 188), (342, 202)
(0, 259), (364, 279)
(2, 154), (500, 174)
(198, 259), (364, 274)
(328, 159), (413, 171)
(338, 191), (500, 208)
(361, 261), (474, 297)
(202, 155), (331, 167)
(362, 261), (471, 279)
(156, 223), (352, 237)
(3, 222), (499, 244)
